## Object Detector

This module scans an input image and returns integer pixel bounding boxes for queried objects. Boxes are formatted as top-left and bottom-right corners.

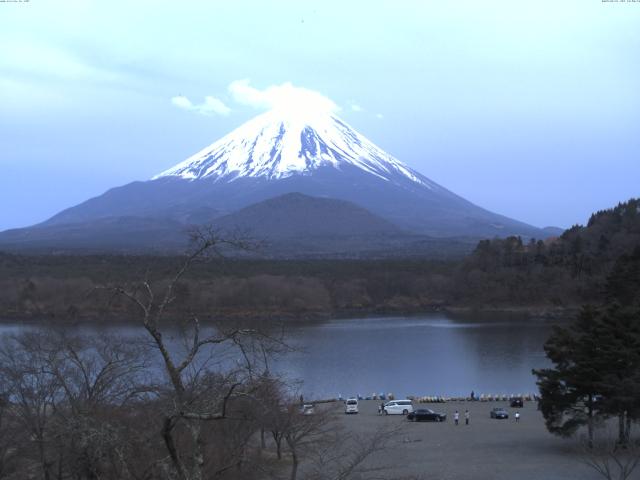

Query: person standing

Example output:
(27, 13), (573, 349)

(515, 411), (520, 423)
(465, 409), (470, 425)
(454, 410), (459, 426)
(379, 402), (384, 415)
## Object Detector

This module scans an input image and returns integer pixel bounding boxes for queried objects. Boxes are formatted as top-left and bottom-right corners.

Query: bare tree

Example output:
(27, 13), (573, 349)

(107, 228), (283, 480)
(47, 333), (151, 480)
(304, 424), (401, 480)
(257, 392), (400, 480)
(0, 330), (154, 480)
(580, 428), (640, 480)
(0, 387), (21, 479)
(1, 227), (407, 480)
(283, 403), (330, 480)
(0, 332), (61, 480)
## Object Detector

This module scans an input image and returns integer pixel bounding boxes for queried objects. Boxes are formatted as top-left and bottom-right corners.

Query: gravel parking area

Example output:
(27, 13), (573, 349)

(332, 400), (599, 480)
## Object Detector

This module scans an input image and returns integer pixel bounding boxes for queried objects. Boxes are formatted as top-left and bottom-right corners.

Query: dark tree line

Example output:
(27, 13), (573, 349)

(0, 198), (638, 319)
(456, 198), (640, 307)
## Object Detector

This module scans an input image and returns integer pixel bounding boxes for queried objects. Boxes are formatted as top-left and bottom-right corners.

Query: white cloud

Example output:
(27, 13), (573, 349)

(171, 95), (193, 109)
(172, 81), (345, 119)
(200, 96), (232, 115)
(376, 113), (384, 119)
(170, 95), (230, 116)
(350, 103), (363, 112)
(228, 79), (339, 116)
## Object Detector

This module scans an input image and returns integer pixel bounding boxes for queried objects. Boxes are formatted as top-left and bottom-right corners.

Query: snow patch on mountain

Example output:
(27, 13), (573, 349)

(153, 110), (436, 189)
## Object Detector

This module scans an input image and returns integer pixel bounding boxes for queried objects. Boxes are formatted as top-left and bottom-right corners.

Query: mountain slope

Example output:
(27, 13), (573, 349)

(1, 109), (550, 252)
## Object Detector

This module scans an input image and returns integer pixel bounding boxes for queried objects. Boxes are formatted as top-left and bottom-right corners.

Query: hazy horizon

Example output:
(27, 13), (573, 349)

(1, 0), (639, 231)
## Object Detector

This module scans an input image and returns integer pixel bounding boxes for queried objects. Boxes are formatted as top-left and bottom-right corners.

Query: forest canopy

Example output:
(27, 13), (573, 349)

(0, 198), (638, 322)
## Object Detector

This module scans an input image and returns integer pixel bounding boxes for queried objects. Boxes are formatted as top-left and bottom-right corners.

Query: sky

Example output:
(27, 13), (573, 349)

(1, 0), (639, 231)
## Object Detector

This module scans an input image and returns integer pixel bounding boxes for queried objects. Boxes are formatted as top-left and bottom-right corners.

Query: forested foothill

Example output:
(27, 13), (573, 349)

(0, 198), (638, 323)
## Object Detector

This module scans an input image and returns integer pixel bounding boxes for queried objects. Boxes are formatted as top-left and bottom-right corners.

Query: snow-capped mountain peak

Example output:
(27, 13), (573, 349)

(153, 110), (436, 189)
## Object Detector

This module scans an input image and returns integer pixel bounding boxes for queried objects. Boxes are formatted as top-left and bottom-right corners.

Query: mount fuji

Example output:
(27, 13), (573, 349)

(152, 109), (433, 186)
(0, 108), (548, 254)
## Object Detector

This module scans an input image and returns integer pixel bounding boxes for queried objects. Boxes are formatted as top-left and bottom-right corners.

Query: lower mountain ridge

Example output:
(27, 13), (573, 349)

(0, 192), (479, 257)
(212, 192), (403, 238)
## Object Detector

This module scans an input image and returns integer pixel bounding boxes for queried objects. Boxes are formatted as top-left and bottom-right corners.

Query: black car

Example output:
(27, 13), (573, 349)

(510, 397), (524, 408)
(407, 409), (447, 422)
(490, 407), (509, 419)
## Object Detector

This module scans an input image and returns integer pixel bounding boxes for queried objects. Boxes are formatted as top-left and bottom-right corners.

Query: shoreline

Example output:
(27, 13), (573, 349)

(0, 303), (578, 325)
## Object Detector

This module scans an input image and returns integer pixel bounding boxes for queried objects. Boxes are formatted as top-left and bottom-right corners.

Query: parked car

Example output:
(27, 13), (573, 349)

(407, 408), (446, 422)
(300, 404), (315, 415)
(345, 398), (359, 414)
(510, 397), (524, 408)
(490, 407), (509, 419)
(383, 400), (414, 415)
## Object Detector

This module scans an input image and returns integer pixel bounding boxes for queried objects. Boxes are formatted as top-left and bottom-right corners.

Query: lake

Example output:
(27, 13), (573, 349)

(276, 314), (559, 399)
(0, 313), (560, 400)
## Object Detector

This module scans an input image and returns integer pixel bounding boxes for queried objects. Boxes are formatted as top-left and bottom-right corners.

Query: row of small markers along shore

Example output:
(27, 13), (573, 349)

(410, 393), (539, 403)
(330, 393), (539, 403)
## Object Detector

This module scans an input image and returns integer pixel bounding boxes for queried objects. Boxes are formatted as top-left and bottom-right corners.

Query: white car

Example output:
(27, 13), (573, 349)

(345, 398), (359, 414)
(383, 400), (414, 415)
(300, 404), (315, 415)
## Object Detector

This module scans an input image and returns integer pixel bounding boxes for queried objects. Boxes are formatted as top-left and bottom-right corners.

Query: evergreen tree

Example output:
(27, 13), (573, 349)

(605, 247), (640, 308)
(592, 304), (640, 444)
(595, 249), (640, 443)
(533, 306), (605, 447)
(534, 248), (640, 446)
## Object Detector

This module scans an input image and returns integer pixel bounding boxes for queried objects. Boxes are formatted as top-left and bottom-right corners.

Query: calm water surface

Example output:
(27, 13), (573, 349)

(275, 314), (558, 399)
(0, 314), (559, 399)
